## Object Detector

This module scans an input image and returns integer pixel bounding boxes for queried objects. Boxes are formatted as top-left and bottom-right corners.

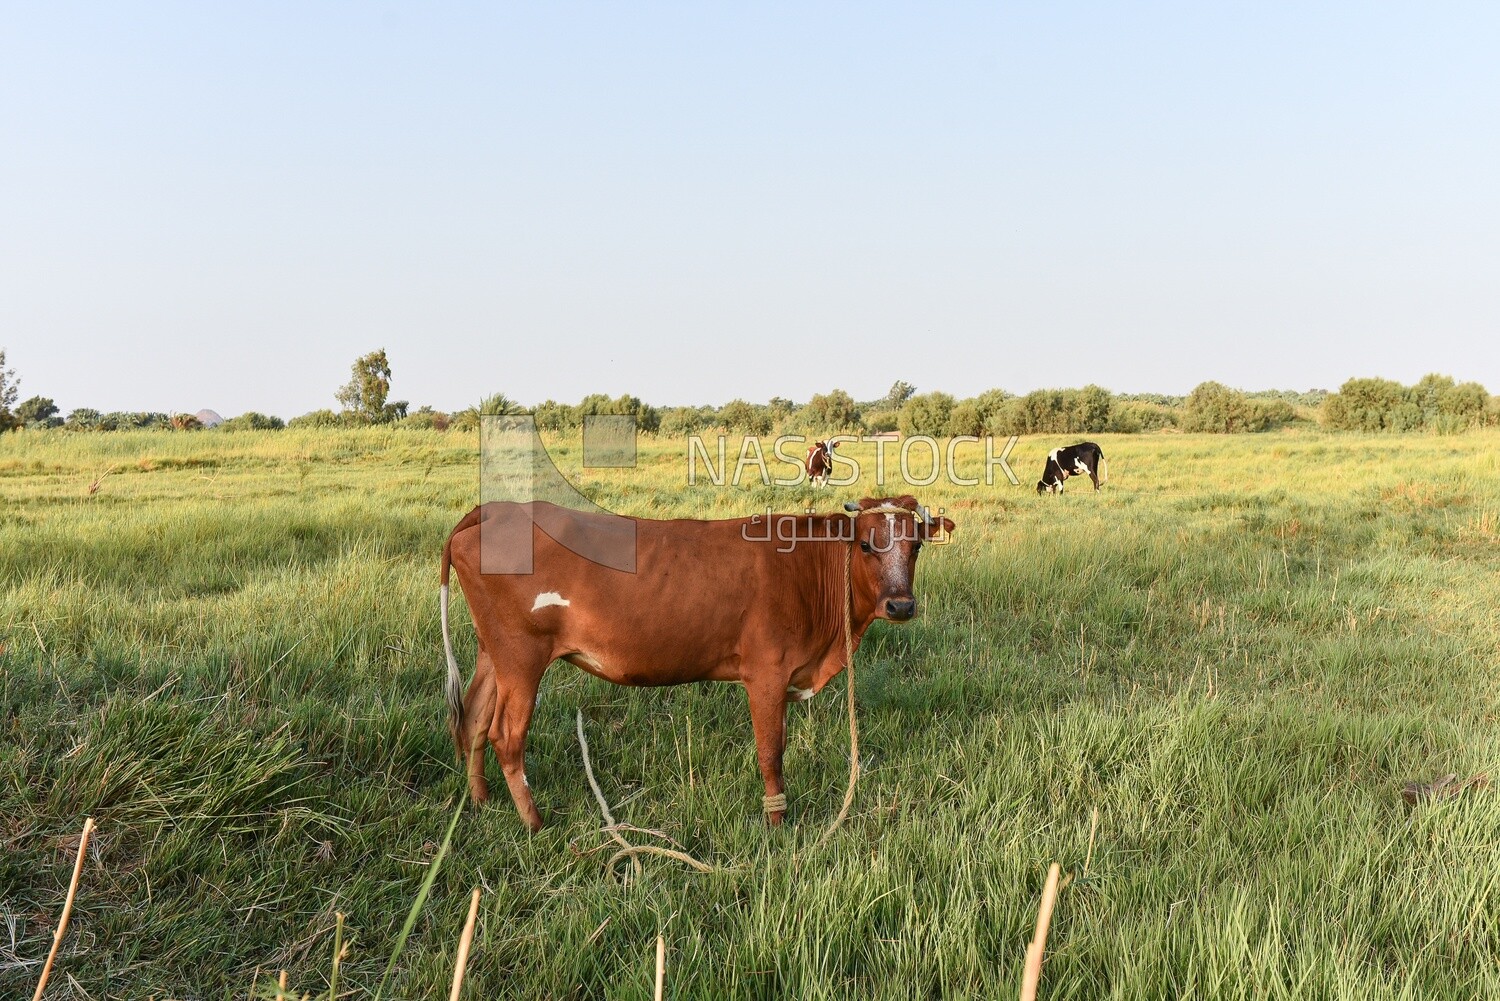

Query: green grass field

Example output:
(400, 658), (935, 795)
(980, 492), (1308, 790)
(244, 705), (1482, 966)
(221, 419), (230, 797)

(3, 427), (1499, 999)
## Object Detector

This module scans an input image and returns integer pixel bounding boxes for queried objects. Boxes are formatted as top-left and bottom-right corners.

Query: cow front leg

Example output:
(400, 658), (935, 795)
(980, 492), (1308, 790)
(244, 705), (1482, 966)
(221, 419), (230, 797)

(746, 682), (790, 825)
(489, 663), (546, 832)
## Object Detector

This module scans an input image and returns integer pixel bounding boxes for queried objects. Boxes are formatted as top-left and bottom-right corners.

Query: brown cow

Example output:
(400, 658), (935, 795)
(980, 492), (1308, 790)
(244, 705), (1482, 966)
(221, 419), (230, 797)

(805, 439), (838, 487)
(441, 495), (955, 831)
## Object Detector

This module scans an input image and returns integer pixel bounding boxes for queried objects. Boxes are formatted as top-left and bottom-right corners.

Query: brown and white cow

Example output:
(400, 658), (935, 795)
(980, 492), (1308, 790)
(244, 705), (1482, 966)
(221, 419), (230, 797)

(441, 495), (955, 831)
(805, 439), (838, 487)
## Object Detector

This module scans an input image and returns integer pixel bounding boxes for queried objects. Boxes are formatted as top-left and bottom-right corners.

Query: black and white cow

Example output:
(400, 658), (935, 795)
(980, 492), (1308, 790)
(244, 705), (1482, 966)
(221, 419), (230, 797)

(1036, 442), (1107, 494)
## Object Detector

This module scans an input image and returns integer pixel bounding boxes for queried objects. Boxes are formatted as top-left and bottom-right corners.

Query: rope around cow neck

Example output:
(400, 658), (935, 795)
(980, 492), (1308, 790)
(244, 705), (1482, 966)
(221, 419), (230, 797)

(813, 536), (859, 846)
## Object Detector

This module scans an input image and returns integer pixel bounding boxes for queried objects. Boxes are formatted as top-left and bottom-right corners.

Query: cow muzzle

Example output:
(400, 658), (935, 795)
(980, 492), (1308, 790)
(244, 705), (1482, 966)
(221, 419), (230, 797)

(885, 597), (916, 620)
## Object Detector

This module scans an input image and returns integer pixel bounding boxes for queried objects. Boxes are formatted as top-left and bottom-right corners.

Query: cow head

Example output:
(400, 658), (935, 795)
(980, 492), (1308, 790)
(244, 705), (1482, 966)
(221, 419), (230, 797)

(842, 495), (956, 621)
(1036, 479), (1053, 495)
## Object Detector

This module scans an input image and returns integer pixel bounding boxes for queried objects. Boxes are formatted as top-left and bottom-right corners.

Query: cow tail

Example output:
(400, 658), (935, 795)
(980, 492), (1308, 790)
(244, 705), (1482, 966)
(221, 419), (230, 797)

(441, 532), (464, 758)
(1098, 448), (1108, 485)
(442, 508), (488, 759)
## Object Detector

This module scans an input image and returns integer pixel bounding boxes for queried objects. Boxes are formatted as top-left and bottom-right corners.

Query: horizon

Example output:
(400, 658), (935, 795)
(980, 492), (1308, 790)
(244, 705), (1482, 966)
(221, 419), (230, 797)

(4, 4), (1498, 415)
(6, 368), (1463, 423)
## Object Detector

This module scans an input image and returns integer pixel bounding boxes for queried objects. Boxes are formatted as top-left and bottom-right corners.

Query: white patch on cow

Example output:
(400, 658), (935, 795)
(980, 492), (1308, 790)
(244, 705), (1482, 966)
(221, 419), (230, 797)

(531, 591), (570, 612)
(786, 686), (815, 701)
(1073, 461), (1091, 476)
(1048, 447), (1061, 462)
(523, 773), (530, 788)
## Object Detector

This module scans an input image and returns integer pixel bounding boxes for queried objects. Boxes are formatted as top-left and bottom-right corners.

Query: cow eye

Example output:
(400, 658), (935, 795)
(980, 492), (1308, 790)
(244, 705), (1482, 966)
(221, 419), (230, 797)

(859, 540), (872, 554)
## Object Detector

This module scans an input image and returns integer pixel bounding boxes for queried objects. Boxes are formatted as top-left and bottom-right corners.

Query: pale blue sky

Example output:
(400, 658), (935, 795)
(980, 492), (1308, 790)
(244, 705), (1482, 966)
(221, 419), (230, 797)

(2, 3), (1497, 416)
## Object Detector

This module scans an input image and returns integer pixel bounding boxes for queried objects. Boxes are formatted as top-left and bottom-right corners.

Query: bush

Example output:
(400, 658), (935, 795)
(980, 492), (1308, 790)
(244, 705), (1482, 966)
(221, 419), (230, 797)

(1110, 401), (1179, 433)
(946, 401), (984, 437)
(1248, 389), (1328, 409)
(987, 386), (1113, 436)
(1321, 374), (1491, 433)
(898, 392), (955, 436)
(97, 411), (170, 431)
(1248, 397), (1295, 429)
(287, 408), (353, 430)
(1179, 382), (1285, 433)
(531, 400), (578, 432)
(717, 399), (773, 435)
(64, 408), (102, 431)
(215, 412), (286, 431)
(659, 406), (713, 437)
(800, 390), (862, 432)
(576, 393), (660, 434)
(1320, 378), (1408, 431)
(392, 407), (448, 431)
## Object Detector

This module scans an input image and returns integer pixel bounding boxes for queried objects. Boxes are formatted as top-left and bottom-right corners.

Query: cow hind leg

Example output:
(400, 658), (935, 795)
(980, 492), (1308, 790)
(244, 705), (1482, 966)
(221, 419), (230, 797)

(487, 651), (548, 832)
(745, 680), (790, 825)
(461, 651), (497, 803)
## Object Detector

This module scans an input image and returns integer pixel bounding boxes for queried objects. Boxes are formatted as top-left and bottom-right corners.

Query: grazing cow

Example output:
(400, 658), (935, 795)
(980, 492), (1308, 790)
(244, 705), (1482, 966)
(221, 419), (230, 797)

(805, 439), (838, 487)
(441, 495), (955, 831)
(1036, 442), (1107, 494)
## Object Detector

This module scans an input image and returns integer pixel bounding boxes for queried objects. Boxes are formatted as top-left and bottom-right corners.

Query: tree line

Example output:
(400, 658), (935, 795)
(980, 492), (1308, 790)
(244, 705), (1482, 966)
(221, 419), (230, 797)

(2, 347), (1497, 436)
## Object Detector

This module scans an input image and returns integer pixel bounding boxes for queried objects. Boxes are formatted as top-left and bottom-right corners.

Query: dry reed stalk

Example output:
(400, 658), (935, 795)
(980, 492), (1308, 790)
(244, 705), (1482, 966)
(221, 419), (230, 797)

(654, 934), (666, 1001)
(1019, 862), (1062, 1001)
(31, 816), (95, 1001)
(448, 888), (482, 1001)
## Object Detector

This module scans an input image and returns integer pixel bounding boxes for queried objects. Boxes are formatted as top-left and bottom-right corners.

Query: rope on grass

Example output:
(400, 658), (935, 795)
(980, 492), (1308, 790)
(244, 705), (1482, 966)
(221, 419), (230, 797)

(607, 845), (715, 874)
(576, 710), (713, 880)
(576, 710), (642, 880)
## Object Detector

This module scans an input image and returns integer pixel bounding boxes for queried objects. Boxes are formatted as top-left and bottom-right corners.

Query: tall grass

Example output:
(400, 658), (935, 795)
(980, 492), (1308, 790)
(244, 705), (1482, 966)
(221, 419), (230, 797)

(2, 428), (1499, 998)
